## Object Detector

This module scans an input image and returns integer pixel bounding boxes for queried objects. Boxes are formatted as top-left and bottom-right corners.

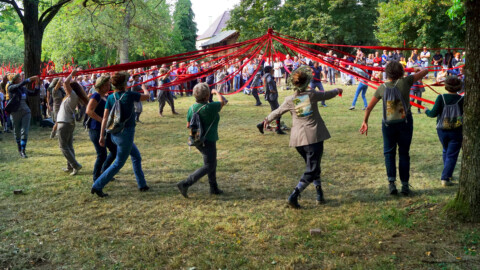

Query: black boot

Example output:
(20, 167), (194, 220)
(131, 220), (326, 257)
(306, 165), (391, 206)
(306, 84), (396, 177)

(91, 187), (108, 197)
(256, 121), (264, 134)
(177, 180), (190, 198)
(315, 185), (326, 204)
(389, 181), (398, 195)
(209, 181), (224, 195)
(400, 182), (410, 196)
(287, 188), (301, 209)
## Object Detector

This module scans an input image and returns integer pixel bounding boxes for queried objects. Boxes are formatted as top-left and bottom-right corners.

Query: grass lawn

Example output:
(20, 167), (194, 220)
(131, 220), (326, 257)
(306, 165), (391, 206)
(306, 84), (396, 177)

(1, 82), (479, 269)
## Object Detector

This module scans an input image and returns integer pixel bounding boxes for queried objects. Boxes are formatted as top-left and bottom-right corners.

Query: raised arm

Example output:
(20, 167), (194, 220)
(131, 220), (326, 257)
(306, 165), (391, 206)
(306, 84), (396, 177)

(211, 89), (226, 109)
(63, 70), (78, 96)
(139, 84), (152, 101)
(412, 67), (428, 82)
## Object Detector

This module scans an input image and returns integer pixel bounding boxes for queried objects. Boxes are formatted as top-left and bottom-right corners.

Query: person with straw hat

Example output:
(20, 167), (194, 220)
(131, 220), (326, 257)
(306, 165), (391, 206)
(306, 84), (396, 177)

(257, 65), (343, 208)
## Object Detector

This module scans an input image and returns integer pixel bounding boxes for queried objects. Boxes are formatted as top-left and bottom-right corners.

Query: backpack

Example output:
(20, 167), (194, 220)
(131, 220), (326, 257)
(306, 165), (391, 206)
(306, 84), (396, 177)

(187, 104), (216, 147)
(106, 92), (132, 134)
(437, 95), (463, 130)
(382, 80), (408, 125)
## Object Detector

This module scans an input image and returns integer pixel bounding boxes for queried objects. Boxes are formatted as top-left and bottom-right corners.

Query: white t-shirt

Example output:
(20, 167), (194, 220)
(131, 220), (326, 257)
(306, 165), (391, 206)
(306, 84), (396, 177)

(56, 91), (79, 124)
(420, 51), (430, 62)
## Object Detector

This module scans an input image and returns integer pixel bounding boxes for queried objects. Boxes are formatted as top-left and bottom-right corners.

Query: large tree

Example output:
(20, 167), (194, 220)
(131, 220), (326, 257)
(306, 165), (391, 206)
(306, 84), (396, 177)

(228, 0), (378, 46)
(42, 0), (173, 68)
(448, 0), (480, 221)
(172, 0), (197, 53)
(376, 0), (465, 48)
(0, 0), (126, 121)
(0, 8), (24, 64)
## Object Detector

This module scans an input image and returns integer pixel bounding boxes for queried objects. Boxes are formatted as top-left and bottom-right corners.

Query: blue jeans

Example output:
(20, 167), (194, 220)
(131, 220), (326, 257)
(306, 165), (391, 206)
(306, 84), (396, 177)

(310, 81), (325, 106)
(437, 128), (462, 180)
(381, 113), (413, 183)
(89, 129), (117, 181)
(433, 65), (441, 78)
(234, 75), (241, 91)
(327, 67), (335, 84)
(92, 126), (147, 190)
(352, 82), (368, 108)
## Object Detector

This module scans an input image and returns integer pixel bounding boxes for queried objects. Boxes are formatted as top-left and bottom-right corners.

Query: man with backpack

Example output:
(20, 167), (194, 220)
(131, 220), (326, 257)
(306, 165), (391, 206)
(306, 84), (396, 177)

(177, 83), (226, 198)
(359, 61), (428, 196)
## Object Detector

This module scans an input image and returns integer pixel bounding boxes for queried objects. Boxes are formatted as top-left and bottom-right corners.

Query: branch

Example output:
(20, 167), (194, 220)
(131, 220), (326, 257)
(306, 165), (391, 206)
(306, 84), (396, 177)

(0, 0), (25, 25)
(39, 0), (72, 31)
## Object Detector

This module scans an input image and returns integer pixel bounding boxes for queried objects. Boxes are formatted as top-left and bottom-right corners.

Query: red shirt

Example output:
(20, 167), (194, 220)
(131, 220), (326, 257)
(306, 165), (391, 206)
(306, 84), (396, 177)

(373, 57), (382, 64)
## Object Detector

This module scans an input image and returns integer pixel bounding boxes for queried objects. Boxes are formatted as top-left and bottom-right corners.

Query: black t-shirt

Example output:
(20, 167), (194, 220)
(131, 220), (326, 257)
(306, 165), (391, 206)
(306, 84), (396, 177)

(433, 54), (443, 65)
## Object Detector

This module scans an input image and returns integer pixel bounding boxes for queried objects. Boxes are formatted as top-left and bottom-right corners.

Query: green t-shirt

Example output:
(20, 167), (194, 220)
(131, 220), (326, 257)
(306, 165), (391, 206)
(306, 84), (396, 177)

(187, 102), (222, 142)
(105, 91), (141, 129)
(374, 75), (415, 113)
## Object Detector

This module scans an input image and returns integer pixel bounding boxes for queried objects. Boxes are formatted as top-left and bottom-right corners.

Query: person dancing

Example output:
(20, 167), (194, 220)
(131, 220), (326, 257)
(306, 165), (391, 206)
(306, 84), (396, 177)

(259, 66), (342, 208)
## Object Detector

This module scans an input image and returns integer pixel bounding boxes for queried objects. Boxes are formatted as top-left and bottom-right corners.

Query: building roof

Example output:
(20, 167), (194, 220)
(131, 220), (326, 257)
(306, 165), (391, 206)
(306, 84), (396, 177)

(201, 30), (237, 47)
(197, 11), (231, 40)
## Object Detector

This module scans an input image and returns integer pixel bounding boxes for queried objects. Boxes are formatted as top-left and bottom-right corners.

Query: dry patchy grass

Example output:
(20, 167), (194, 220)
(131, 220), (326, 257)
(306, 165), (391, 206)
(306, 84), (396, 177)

(1, 83), (479, 269)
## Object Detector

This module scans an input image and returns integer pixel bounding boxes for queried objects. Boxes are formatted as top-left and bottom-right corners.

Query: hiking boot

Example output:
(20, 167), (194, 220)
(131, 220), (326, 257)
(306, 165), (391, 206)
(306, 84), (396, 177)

(256, 122), (264, 134)
(316, 185), (326, 204)
(389, 182), (398, 195)
(91, 187), (108, 198)
(400, 182), (410, 196)
(287, 188), (301, 209)
(20, 149), (28, 158)
(177, 180), (189, 198)
(441, 179), (453, 187)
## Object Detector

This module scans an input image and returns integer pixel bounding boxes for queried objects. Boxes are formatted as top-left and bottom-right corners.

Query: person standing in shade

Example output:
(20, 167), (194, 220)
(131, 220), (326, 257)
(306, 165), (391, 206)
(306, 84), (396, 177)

(432, 51), (443, 80)
(256, 66), (286, 135)
(177, 83), (226, 198)
(157, 68), (178, 116)
(91, 72), (151, 197)
(425, 76), (464, 187)
(359, 62), (428, 196)
(57, 70), (90, 175)
(6, 73), (40, 158)
(86, 75), (117, 182)
(258, 65), (342, 208)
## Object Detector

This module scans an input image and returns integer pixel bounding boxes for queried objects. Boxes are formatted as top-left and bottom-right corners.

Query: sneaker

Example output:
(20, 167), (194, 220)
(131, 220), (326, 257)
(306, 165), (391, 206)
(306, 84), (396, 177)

(349, 106), (355, 110)
(62, 168), (73, 173)
(389, 182), (398, 195)
(441, 180), (453, 187)
(400, 183), (411, 196)
(362, 107), (367, 111)
(70, 164), (82, 176)
(323, 104), (328, 107)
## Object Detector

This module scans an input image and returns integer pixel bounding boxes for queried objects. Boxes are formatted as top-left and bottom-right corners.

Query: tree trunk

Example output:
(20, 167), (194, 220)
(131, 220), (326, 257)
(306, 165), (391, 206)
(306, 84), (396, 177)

(23, 0), (43, 123)
(119, 4), (131, 64)
(454, 0), (480, 221)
